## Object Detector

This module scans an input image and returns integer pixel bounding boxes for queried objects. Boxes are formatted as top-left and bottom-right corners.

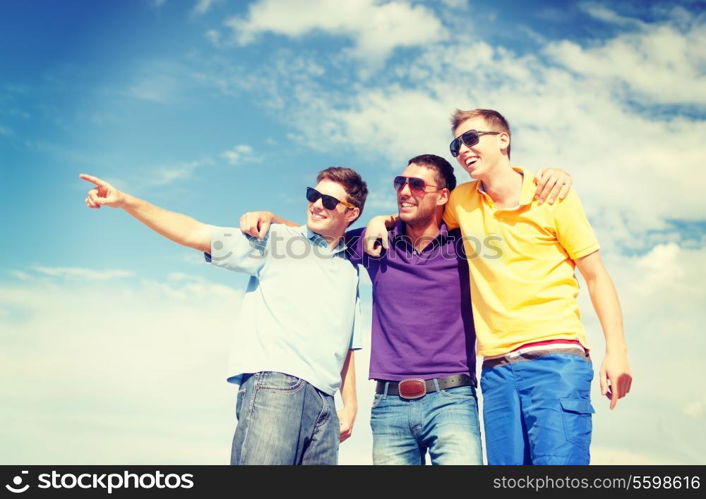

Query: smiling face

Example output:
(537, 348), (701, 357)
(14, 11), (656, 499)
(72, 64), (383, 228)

(453, 116), (510, 180)
(396, 163), (448, 227)
(306, 179), (359, 242)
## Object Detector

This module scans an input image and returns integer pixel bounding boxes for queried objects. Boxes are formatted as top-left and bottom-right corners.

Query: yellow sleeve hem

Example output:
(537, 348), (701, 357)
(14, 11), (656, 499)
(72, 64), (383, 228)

(570, 243), (600, 261)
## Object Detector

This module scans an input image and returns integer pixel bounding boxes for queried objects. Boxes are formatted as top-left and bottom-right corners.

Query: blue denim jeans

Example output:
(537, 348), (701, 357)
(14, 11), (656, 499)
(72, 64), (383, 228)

(231, 371), (339, 465)
(370, 383), (483, 465)
(481, 353), (595, 465)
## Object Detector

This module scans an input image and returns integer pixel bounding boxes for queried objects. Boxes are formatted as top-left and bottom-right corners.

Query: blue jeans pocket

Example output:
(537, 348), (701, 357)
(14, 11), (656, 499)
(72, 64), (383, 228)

(439, 385), (477, 400)
(560, 397), (594, 446)
(256, 371), (305, 392)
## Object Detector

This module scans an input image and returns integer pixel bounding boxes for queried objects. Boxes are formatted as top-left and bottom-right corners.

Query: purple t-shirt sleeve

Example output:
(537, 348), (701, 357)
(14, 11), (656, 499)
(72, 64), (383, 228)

(344, 227), (366, 266)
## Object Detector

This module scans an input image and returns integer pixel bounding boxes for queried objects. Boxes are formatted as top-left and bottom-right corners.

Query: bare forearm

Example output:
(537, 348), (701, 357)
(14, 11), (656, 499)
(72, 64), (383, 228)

(122, 193), (211, 252)
(270, 213), (299, 227)
(576, 251), (631, 408)
(585, 271), (626, 353)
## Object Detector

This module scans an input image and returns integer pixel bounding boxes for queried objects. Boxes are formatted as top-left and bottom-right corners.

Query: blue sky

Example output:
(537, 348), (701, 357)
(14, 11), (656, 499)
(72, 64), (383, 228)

(2, 0), (706, 464)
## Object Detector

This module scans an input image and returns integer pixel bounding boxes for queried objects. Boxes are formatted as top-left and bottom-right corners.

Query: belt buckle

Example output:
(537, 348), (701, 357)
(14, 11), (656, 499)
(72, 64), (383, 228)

(398, 378), (426, 399)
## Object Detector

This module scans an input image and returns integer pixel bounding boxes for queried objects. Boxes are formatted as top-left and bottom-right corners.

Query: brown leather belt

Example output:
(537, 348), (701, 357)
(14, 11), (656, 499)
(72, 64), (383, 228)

(375, 374), (474, 399)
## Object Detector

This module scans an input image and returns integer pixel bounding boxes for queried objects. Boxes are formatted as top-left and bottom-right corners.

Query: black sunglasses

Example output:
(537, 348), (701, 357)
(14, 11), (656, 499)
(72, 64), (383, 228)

(393, 176), (438, 194)
(449, 129), (500, 157)
(306, 187), (355, 210)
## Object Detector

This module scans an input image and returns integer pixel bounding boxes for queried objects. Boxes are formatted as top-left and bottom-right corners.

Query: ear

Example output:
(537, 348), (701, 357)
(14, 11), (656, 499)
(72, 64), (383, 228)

(498, 132), (510, 156)
(436, 188), (450, 206)
(345, 206), (360, 225)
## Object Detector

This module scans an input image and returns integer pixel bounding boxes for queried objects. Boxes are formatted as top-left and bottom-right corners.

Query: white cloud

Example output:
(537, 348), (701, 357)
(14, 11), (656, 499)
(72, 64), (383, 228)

(544, 17), (706, 105)
(363, 188), (398, 212)
(440, 0), (468, 9)
(121, 146), (255, 192)
(633, 243), (684, 283)
(224, 0), (446, 66)
(221, 144), (258, 165)
(580, 3), (647, 28)
(146, 159), (213, 186)
(683, 400), (706, 419)
(314, 87), (454, 161)
(83, 159), (212, 193)
(205, 29), (222, 46)
(193, 0), (217, 15)
(9, 271), (31, 280)
(125, 61), (205, 103)
(128, 74), (180, 103)
(151, 0), (167, 7)
(31, 266), (134, 281)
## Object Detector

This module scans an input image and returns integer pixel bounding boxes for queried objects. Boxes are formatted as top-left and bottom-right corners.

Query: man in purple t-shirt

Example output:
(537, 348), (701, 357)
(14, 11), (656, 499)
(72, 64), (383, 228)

(344, 154), (482, 464)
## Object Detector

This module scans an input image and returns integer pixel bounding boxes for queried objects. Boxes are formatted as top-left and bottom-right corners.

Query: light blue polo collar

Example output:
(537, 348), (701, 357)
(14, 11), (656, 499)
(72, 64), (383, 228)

(303, 226), (348, 255)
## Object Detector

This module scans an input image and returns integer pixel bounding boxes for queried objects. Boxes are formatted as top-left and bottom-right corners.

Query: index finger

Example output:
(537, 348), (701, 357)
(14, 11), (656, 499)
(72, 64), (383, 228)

(79, 173), (106, 187)
(610, 379), (619, 409)
(546, 181), (566, 205)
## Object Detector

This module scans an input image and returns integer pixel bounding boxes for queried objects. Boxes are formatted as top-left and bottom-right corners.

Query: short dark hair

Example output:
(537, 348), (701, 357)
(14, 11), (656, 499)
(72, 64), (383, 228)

(450, 108), (512, 159)
(317, 167), (368, 224)
(407, 154), (457, 191)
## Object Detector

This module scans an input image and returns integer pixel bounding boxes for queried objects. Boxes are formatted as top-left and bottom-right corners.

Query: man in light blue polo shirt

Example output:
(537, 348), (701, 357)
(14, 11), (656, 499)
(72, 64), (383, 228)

(80, 167), (368, 465)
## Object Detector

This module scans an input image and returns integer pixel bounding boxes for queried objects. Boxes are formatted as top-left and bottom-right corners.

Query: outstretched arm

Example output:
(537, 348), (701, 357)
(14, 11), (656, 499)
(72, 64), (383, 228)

(80, 173), (211, 253)
(575, 250), (632, 409)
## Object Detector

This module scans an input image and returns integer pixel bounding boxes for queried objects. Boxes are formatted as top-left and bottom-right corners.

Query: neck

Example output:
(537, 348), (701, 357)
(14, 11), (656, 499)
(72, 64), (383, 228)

(404, 210), (443, 252)
(322, 232), (344, 249)
(478, 160), (522, 208)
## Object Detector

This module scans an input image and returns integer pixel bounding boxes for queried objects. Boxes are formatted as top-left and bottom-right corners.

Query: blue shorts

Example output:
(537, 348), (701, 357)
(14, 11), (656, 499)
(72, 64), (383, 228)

(481, 351), (595, 465)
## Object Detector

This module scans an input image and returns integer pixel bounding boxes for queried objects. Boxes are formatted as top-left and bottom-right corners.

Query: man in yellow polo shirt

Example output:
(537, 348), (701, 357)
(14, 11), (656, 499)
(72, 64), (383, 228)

(444, 108), (632, 464)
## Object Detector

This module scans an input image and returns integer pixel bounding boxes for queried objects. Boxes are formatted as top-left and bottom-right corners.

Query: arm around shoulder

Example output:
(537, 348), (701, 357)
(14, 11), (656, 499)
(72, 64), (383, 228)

(363, 214), (398, 256)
